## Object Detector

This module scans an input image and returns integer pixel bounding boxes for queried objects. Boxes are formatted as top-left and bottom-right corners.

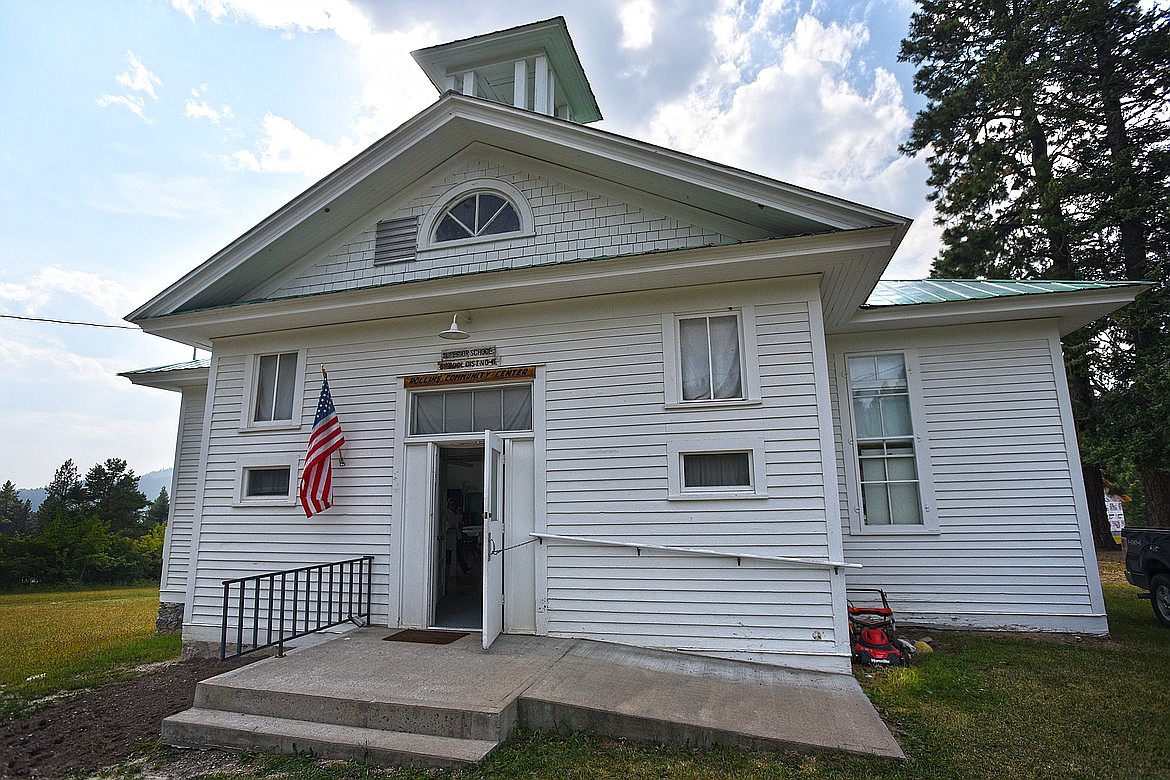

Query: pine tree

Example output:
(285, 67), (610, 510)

(0, 481), (33, 536)
(34, 459), (85, 533)
(83, 458), (149, 537)
(144, 487), (170, 529)
(900, 0), (1170, 528)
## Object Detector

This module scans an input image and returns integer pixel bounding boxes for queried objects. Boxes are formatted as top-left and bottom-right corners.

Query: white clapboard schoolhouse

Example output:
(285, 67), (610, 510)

(124, 18), (1144, 673)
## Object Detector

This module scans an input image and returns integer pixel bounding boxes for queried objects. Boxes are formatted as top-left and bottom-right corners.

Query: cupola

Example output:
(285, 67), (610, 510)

(411, 16), (602, 124)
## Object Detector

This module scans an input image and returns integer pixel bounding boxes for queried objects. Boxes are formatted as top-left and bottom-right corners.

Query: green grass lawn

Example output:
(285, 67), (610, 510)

(10, 568), (1168, 780)
(0, 585), (180, 722)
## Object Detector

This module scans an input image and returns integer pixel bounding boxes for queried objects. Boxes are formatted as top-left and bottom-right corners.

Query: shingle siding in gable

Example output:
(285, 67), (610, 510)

(260, 153), (733, 301)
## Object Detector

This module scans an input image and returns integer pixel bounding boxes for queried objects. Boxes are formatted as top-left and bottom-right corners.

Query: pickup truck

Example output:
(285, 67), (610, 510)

(1121, 527), (1170, 627)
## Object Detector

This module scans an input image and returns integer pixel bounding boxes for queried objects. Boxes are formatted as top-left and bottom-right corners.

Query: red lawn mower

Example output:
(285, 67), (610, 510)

(847, 588), (914, 667)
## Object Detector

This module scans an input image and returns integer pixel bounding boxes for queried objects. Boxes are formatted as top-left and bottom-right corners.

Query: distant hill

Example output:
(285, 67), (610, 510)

(17, 467), (173, 512)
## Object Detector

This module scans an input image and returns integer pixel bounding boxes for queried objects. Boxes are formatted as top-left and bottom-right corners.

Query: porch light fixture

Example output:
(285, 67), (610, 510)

(439, 313), (471, 340)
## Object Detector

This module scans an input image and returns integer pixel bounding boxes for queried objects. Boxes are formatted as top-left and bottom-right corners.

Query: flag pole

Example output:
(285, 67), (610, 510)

(321, 364), (344, 466)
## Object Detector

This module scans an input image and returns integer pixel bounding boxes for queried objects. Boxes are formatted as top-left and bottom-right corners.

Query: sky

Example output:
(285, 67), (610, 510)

(0, 0), (939, 490)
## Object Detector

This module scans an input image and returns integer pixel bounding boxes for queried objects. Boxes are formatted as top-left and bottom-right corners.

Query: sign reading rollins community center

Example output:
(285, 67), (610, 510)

(405, 366), (537, 388)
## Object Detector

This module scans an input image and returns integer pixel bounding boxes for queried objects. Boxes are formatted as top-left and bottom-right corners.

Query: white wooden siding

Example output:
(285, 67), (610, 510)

(160, 386), (205, 597)
(830, 323), (1106, 632)
(182, 277), (846, 670)
(253, 150), (732, 302)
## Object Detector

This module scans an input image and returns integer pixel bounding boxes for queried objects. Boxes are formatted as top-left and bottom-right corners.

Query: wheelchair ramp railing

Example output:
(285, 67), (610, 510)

(219, 555), (374, 660)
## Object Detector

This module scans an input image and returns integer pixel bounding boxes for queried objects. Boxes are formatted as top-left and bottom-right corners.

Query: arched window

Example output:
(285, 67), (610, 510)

(433, 191), (521, 243)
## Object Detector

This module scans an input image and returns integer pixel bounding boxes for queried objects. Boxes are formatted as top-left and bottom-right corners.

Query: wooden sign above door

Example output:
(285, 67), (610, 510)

(404, 366), (537, 388)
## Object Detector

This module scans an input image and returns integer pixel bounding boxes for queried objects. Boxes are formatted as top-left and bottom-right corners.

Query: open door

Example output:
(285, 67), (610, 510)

(482, 431), (505, 649)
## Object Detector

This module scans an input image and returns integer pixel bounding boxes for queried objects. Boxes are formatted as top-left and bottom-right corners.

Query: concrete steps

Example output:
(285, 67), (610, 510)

(162, 708), (497, 768)
(162, 662), (515, 768)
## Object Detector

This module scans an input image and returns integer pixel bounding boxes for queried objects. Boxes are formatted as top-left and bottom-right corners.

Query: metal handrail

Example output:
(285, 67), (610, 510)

(530, 532), (860, 570)
(219, 555), (374, 660)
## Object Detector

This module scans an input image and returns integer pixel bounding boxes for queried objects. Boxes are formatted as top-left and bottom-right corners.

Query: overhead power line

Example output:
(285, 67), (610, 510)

(1, 313), (140, 330)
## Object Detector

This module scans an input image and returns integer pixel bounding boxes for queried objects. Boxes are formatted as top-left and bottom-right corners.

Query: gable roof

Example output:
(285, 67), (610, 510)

(126, 91), (908, 327)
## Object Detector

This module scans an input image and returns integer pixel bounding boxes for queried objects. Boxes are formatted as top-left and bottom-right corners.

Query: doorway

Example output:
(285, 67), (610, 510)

(432, 445), (484, 629)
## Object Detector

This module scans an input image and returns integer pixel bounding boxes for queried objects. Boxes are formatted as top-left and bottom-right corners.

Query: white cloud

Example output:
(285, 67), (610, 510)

(619, 1), (656, 49)
(116, 51), (163, 99)
(97, 51), (163, 122)
(229, 113), (364, 177)
(185, 86), (235, 124)
(0, 266), (139, 320)
(884, 203), (943, 279)
(95, 93), (149, 121)
(173, 0), (435, 177)
(0, 337), (125, 389)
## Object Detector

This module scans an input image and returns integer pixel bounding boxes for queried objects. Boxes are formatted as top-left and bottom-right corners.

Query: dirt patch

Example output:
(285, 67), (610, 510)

(0, 657), (253, 780)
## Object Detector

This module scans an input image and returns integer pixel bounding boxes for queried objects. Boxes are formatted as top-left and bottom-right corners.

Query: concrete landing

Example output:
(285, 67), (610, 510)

(163, 629), (902, 768)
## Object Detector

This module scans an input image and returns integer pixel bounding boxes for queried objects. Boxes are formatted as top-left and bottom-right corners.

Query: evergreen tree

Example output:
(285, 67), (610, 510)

(0, 481), (33, 536)
(900, 0), (1170, 529)
(83, 458), (149, 536)
(144, 486), (170, 529)
(33, 459), (85, 532)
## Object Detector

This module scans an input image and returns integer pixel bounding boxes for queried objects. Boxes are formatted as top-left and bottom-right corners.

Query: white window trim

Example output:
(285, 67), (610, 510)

(667, 435), (768, 500)
(234, 456), (300, 507)
(239, 349), (307, 432)
(837, 349), (938, 535)
(417, 178), (534, 252)
(405, 381), (535, 439)
(662, 307), (762, 408)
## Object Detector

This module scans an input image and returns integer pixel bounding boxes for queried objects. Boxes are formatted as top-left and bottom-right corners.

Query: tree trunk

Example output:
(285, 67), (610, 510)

(1143, 469), (1170, 528)
(1083, 465), (1119, 548)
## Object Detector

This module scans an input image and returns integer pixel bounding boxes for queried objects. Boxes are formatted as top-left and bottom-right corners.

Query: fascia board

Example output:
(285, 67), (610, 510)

(835, 284), (1146, 336)
(135, 226), (902, 349)
(119, 365), (210, 391)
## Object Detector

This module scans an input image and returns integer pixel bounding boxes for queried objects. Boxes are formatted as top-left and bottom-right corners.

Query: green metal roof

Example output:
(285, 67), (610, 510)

(121, 358), (210, 376)
(865, 279), (1143, 308)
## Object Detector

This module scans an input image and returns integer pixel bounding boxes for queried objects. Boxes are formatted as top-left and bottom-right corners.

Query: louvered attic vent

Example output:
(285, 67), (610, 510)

(374, 217), (418, 265)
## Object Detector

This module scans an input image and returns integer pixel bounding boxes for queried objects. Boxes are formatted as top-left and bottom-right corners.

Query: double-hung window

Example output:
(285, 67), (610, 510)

(253, 352), (299, 423)
(680, 314), (743, 401)
(845, 353), (929, 527)
(666, 308), (763, 405)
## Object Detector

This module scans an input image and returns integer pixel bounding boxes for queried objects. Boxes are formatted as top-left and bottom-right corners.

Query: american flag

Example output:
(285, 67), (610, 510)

(299, 377), (345, 517)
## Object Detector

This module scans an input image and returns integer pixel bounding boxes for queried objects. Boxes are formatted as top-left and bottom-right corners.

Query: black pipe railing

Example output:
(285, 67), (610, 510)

(219, 555), (374, 660)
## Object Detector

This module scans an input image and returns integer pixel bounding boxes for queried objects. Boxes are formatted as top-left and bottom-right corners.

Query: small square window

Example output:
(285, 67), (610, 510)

(245, 467), (290, 497)
(682, 452), (752, 489)
(667, 436), (767, 500)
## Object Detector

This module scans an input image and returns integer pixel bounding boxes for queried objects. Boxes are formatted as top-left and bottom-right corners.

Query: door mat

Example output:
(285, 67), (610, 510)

(383, 629), (469, 645)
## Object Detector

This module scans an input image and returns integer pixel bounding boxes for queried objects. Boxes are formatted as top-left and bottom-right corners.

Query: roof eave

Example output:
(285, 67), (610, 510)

(834, 283), (1148, 336)
(133, 226), (904, 349)
(119, 364), (210, 391)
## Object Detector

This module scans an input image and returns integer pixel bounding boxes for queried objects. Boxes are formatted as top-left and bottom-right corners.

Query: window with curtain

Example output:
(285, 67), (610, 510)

(679, 314), (743, 401)
(433, 192), (521, 243)
(411, 385), (532, 435)
(682, 452), (752, 490)
(253, 352), (298, 422)
(847, 353), (923, 525)
(244, 467), (291, 498)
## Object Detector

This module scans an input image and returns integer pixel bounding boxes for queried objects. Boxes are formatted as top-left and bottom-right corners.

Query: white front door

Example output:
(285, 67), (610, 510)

(482, 430), (505, 649)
